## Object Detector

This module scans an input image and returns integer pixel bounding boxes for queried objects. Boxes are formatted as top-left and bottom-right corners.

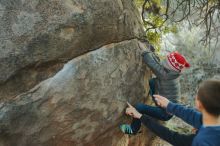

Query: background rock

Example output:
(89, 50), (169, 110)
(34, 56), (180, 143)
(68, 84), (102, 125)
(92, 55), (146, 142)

(161, 21), (220, 103)
(150, 19), (220, 146)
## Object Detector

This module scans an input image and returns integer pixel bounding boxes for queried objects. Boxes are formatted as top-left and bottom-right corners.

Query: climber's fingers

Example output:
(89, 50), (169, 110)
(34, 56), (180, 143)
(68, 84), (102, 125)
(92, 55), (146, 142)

(126, 102), (133, 108)
(126, 108), (132, 115)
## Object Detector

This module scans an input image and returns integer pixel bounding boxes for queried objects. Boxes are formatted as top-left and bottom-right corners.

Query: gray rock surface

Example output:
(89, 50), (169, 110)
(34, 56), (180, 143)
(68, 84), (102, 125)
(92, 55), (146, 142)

(0, 40), (151, 146)
(0, 0), (144, 101)
(0, 0), (153, 145)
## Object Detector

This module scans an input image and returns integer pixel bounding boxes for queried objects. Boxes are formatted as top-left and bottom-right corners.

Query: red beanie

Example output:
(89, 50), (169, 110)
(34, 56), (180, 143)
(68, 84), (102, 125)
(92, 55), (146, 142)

(167, 51), (190, 72)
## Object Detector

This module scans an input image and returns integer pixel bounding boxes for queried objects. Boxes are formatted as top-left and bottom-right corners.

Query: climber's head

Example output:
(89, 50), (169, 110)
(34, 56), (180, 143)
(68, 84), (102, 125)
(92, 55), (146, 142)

(163, 51), (190, 72)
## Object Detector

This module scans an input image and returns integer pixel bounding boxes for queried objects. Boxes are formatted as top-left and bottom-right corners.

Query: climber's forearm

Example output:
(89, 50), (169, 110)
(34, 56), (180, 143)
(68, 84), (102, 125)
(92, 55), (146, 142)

(142, 52), (168, 79)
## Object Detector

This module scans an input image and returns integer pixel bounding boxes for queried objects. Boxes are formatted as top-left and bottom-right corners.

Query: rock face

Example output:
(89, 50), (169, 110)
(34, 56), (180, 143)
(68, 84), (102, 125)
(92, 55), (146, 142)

(0, 0), (153, 146)
(0, 40), (151, 146)
(0, 0), (144, 101)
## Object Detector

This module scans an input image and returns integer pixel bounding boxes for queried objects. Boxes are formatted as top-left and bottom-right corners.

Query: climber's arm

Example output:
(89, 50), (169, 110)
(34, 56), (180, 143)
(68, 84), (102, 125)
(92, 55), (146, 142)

(142, 51), (168, 79)
(138, 41), (168, 79)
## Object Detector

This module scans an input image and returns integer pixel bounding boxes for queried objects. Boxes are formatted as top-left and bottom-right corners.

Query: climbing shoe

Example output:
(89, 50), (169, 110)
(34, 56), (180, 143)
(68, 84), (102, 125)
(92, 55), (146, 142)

(120, 124), (134, 135)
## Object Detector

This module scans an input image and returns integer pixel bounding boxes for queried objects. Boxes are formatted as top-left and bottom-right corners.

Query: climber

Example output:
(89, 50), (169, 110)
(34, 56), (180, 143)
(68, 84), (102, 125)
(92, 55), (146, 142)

(120, 40), (190, 134)
(123, 80), (220, 146)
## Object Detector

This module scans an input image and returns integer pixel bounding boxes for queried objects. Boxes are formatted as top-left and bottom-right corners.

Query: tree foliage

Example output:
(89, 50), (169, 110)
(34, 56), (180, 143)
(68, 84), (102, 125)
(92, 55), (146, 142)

(135, 0), (220, 47)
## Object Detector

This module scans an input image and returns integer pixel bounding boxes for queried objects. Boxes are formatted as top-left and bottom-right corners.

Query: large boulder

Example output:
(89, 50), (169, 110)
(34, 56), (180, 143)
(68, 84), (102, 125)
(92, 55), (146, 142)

(0, 39), (151, 146)
(0, 0), (144, 101)
(0, 0), (153, 145)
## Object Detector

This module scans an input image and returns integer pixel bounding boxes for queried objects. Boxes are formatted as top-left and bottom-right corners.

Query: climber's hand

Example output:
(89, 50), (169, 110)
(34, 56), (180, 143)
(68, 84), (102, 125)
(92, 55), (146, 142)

(138, 41), (147, 51)
(149, 44), (155, 52)
(126, 102), (142, 119)
(153, 95), (170, 108)
(192, 128), (198, 134)
(138, 40), (155, 53)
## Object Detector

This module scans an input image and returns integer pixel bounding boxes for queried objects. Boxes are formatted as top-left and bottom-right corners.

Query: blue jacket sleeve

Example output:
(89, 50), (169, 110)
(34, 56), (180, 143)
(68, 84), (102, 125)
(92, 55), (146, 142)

(142, 51), (168, 79)
(166, 102), (203, 129)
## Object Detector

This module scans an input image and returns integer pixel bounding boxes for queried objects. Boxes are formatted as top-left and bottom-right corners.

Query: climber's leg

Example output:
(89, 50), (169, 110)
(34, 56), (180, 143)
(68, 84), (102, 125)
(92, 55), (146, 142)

(141, 115), (195, 146)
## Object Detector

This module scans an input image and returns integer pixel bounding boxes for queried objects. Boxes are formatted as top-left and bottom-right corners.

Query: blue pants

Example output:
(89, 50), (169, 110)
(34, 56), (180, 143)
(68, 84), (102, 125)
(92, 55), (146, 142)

(131, 79), (194, 146)
(130, 78), (173, 133)
(130, 103), (173, 133)
(141, 115), (195, 146)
